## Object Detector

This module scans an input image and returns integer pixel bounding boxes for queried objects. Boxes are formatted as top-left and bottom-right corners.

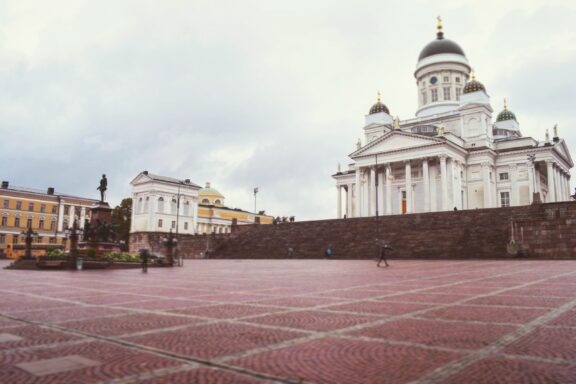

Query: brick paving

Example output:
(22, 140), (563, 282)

(0, 259), (575, 383)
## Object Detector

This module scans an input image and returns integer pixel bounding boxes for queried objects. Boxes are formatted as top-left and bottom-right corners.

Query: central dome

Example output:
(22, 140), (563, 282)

(418, 19), (466, 61)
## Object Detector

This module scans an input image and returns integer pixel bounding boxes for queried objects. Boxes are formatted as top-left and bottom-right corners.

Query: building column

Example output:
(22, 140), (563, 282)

(370, 167), (376, 216)
(453, 160), (463, 210)
(405, 161), (412, 214)
(57, 202), (65, 232)
(547, 161), (556, 202)
(422, 159), (430, 212)
(355, 168), (361, 217)
(440, 155), (448, 210)
(337, 186), (342, 218)
(385, 164), (392, 215)
(509, 165), (519, 206)
(378, 170), (385, 215)
(362, 169), (369, 216)
(482, 163), (492, 208)
(555, 166), (562, 202)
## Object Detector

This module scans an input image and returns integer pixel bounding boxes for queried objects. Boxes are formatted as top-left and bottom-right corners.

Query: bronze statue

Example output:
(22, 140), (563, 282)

(97, 174), (107, 202)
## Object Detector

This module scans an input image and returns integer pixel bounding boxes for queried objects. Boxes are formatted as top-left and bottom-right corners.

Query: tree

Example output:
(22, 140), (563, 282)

(112, 198), (132, 247)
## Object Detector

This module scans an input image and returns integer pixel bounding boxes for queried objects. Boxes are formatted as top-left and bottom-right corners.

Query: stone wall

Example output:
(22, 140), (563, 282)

(129, 232), (230, 259)
(207, 202), (576, 259)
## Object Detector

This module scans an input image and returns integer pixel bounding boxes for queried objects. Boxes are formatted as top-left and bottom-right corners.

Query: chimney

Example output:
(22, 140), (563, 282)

(143, 170), (148, 175)
(1, 181), (8, 189)
(47, 187), (55, 195)
(185, 179), (190, 184)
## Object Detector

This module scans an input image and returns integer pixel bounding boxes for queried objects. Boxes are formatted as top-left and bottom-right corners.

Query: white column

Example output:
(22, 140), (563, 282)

(405, 161), (412, 214)
(370, 167), (376, 216)
(453, 160), (463, 210)
(422, 159), (430, 212)
(555, 166), (562, 202)
(57, 202), (65, 232)
(385, 164), (392, 215)
(482, 163), (492, 208)
(355, 168), (361, 217)
(378, 170), (385, 215)
(337, 186), (342, 218)
(440, 156), (448, 210)
(345, 185), (351, 217)
(509, 165), (519, 206)
(528, 164), (535, 202)
(547, 161), (556, 202)
(362, 170), (369, 216)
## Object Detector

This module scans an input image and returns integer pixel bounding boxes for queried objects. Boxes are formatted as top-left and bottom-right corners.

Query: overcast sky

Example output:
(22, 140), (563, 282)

(1, 0), (575, 220)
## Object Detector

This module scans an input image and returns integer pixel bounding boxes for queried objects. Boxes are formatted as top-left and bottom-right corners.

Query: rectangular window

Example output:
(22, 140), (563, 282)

(0, 234), (5, 244)
(14, 217), (20, 227)
(49, 237), (56, 244)
(39, 220), (45, 229)
(2, 200), (8, 209)
(500, 192), (510, 207)
(16, 201), (22, 210)
(171, 220), (176, 229)
(443, 76), (449, 82)
(431, 89), (438, 102)
(40, 204), (46, 213)
(50, 220), (55, 231)
(1, 216), (6, 226)
(12, 235), (18, 243)
(64, 206), (70, 215)
(63, 219), (68, 229)
(456, 88), (462, 98)
(27, 218), (33, 228)
(184, 222), (188, 230)
(443, 87), (451, 100)
(455, 77), (461, 83)
(51, 206), (57, 214)
(499, 173), (509, 181)
(158, 219), (163, 228)
(28, 203), (34, 212)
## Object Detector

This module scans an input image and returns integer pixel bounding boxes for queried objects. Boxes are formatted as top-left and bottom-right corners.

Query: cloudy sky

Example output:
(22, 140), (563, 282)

(1, 0), (575, 220)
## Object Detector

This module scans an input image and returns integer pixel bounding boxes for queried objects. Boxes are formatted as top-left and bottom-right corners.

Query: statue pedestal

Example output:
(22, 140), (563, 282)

(91, 202), (113, 224)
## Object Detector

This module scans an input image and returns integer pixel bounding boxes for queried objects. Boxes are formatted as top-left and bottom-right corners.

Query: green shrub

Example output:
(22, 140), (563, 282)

(106, 252), (140, 263)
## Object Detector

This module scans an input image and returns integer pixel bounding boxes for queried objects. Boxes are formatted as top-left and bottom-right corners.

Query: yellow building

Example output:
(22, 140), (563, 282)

(197, 182), (273, 234)
(0, 181), (99, 259)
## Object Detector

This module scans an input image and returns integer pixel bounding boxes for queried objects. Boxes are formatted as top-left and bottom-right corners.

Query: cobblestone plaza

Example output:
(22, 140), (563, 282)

(1, 259), (575, 383)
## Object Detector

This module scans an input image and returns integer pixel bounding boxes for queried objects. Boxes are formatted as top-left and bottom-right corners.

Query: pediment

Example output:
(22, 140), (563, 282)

(130, 173), (152, 185)
(554, 140), (574, 167)
(351, 131), (443, 158)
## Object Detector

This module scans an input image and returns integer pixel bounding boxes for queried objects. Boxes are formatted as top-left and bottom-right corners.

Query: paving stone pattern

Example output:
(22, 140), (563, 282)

(1, 259), (576, 383)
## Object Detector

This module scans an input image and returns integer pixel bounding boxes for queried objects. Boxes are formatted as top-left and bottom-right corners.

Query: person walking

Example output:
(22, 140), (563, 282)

(377, 241), (392, 267)
(324, 245), (333, 259)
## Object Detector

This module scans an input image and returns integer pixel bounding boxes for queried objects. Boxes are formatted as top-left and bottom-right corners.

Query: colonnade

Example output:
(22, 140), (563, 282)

(546, 160), (572, 202)
(337, 155), (466, 218)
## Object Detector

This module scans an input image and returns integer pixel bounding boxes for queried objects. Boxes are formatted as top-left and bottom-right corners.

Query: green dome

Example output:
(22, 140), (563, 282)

(369, 92), (389, 115)
(463, 72), (485, 94)
(496, 109), (517, 122)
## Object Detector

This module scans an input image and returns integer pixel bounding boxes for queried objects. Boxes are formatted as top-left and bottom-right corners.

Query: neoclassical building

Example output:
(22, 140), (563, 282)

(130, 172), (273, 236)
(333, 19), (573, 217)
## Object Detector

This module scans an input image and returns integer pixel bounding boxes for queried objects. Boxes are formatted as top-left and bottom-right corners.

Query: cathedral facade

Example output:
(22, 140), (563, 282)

(333, 19), (573, 217)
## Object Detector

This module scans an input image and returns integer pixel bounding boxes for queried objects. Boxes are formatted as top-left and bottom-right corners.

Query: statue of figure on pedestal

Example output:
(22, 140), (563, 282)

(97, 174), (108, 202)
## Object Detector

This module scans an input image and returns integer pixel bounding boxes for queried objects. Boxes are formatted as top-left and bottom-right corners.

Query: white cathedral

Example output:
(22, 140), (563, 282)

(333, 19), (573, 218)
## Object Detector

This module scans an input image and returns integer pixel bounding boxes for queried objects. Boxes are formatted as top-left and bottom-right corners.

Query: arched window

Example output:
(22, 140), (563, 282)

(202, 198), (210, 204)
(171, 199), (177, 214)
(215, 199), (221, 205)
(183, 201), (190, 216)
(143, 197), (149, 212)
(158, 197), (164, 213)
(138, 197), (143, 213)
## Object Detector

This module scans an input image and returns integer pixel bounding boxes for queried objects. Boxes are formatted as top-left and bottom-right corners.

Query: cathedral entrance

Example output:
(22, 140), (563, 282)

(401, 191), (407, 214)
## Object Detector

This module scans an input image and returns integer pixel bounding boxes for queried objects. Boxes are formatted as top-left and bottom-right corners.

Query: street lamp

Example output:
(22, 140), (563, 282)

(253, 187), (259, 213)
(64, 220), (83, 266)
(20, 226), (39, 260)
(161, 229), (178, 266)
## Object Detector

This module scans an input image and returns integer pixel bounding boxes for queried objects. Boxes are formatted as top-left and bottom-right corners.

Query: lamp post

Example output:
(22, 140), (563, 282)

(161, 229), (178, 266)
(64, 220), (83, 267)
(253, 187), (259, 213)
(21, 226), (39, 260)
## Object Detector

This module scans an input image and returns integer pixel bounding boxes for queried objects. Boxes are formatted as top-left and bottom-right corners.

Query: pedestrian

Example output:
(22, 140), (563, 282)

(377, 241), (392, 267)
(324, 245), (333, 259)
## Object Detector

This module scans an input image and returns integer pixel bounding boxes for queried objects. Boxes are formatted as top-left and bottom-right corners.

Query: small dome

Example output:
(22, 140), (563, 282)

(496, 99), (517, 122)
(199, 182), (224, 198)
(463, 73), (486, 94)
(369, 92), (389, 115)
(418, 18), (466, 61)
